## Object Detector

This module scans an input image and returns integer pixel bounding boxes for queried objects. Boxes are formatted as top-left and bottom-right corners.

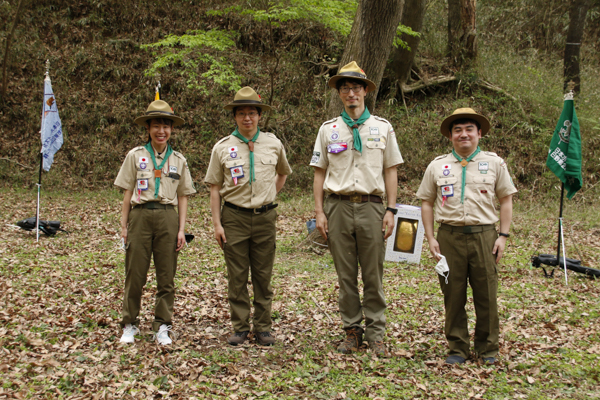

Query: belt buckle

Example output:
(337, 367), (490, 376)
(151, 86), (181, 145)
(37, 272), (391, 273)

(349, 194), (362, 203)
(463, 226), (473, 234)
(254, 207), (263, 215)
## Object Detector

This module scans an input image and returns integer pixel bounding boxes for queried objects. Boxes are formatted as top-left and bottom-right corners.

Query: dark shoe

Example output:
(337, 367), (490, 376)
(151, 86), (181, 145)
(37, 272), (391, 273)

(445, 355), (466, 364)
(255, 331), (275, 346)
(369, 341), (389, 358)
(337, 327), (364, 354)
(481, 357), (496, 365)
(227, 331), (249, 346)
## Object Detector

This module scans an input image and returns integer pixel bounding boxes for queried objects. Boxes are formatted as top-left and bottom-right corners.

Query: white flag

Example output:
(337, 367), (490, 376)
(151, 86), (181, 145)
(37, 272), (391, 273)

(40, 75), (63, 172)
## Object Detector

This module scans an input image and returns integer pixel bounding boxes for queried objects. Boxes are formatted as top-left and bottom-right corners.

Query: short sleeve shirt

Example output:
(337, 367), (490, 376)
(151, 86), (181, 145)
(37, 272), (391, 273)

(309, 115), (403, 195)
(114, 145), (196, 206)
(204, 131), (292, 209)
(416, 151), (517, 226)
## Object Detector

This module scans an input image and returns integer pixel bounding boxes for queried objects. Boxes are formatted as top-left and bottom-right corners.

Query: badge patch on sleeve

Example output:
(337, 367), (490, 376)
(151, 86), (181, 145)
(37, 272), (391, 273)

(311, 151), (321, 164)
(137, 179), (149, 191)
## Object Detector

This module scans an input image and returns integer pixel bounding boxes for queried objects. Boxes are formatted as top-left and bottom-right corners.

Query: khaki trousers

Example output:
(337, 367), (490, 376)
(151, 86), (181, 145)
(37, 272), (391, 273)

(222, 206), (277, 333)
(121, 207), (179, 332)
(437, 227), (499, 359)
(324, 196), (386, 342)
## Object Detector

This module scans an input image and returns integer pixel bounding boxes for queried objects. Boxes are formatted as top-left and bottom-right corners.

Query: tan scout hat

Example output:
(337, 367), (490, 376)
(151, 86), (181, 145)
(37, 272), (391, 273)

(440, 107), (490, 138)
(328, 61), (376, 92)
(134, 100), (184, 127)
(223, 86), (273, 111)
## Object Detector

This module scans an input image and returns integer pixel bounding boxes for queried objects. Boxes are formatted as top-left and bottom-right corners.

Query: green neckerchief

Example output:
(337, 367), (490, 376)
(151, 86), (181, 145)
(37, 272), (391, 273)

(144, 141), (173, 199)
(340, 107), (371, 153)
(232, 127), (260, 185)
(452, 146), (481, 204)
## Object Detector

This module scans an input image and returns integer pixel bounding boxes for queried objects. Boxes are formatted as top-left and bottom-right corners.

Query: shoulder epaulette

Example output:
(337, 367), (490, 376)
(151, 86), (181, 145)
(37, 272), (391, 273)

(433, 154), (447, 161)
(265, 132), (277, 139)
(484, 151), (499, 157)
(372, 115), (391, 124)
(128, 146), (146, 155)
(215, 136), (231, 146)
(172, 150), (185, 160)
(321, 117), (338, 126)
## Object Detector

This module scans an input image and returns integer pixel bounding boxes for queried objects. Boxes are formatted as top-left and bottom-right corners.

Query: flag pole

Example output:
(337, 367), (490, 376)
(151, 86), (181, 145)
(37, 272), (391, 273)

(36, 60), (50, 242)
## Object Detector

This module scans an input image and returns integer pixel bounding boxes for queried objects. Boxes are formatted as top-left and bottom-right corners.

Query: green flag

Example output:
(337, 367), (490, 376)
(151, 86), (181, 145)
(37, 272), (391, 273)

(546, 98), (582, 199)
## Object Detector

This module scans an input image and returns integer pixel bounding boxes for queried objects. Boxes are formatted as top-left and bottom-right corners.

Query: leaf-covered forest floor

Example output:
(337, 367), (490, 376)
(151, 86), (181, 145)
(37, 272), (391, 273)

(1, 189), (599, 399)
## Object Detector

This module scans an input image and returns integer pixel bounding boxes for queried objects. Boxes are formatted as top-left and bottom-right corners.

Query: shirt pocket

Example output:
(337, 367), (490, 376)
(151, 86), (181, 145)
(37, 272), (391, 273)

(225, 159), (248, 183)
(436, 176), (458, 199)
(257, 156), (277, 180)
(471, 175), (496, 201)
(365, 140), (386, 166)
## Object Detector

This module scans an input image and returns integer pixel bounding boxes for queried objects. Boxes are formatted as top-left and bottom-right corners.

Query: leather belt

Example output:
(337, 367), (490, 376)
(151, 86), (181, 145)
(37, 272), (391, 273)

(134, 202), (174, 210)
(439, 224), (495, 234)
(224, 201), (278, 214)
(328, 194), (383, 203)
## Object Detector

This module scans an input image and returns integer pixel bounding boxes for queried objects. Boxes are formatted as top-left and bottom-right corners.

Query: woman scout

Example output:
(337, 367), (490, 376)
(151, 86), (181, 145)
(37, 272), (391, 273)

(416, 108), (516, 365)
(114, 100), (196, 345)
(205, 87), (292, 346)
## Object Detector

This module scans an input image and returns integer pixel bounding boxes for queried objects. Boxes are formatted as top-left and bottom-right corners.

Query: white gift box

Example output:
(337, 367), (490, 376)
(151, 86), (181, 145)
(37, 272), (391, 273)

(385, 204), (425, 264)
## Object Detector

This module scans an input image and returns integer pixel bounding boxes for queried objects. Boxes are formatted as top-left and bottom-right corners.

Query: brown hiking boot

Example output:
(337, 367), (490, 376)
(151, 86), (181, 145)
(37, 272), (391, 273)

(337, 327), (363, 354)
(369, 341), (389, 358)
(255, 331), (276, 346)
(227, 331), (249, 346)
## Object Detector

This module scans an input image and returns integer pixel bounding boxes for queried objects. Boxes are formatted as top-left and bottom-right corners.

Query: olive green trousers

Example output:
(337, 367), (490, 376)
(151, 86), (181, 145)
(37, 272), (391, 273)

(121, 207), (179, 332)
(437, 227), (499, 359)
(324, 196), (386, 342)
(222, 206), (277, 333)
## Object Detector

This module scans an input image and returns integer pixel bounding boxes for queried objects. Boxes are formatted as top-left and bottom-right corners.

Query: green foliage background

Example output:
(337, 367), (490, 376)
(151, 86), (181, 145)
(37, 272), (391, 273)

(0, 0), (599, 202)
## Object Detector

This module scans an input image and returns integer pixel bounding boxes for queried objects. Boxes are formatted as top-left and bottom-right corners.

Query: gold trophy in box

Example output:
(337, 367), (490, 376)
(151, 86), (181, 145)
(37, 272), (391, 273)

(393, 218), (419, 253)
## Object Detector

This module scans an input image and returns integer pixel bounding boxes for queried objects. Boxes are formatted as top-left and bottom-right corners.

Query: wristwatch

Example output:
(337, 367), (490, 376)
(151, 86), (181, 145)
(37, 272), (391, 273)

(385, 207), (398, 215)
(498, 232), (510, 238)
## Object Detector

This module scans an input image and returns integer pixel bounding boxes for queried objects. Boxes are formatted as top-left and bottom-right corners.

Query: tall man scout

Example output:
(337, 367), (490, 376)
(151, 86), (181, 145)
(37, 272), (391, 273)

(416, 108), (517, 365)
(310, 62), (403, 357)
(205, 87), (292, 346)
(115, 100), (196, 345)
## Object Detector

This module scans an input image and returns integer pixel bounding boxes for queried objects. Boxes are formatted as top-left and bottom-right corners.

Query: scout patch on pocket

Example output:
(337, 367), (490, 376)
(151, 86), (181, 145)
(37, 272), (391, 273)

(327, 142), (348, 154)
(137, 179), (149, 191)
(441, 184), (454, 197)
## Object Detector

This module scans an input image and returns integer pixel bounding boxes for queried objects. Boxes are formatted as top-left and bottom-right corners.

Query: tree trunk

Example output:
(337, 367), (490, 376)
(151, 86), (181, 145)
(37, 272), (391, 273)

(447, 0), (477, 67)
(326, 0), (404, 118)
(564, 0), (591, 95)
(391, 0), (426, 84)
(1, 0), (26, 105)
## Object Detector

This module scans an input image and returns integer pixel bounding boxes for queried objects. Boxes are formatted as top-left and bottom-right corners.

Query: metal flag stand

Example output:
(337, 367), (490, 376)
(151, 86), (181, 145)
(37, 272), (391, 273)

(531, 90), (600, 280)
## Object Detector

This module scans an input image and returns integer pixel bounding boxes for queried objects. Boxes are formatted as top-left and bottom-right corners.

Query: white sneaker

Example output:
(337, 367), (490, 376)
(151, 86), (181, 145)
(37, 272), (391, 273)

(119, 324), (140, 343)
(154, 324), (173, 345)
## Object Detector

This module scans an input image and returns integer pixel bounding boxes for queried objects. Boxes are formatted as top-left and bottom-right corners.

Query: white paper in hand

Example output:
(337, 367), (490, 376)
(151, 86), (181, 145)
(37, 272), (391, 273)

(435, 254), (450, 284)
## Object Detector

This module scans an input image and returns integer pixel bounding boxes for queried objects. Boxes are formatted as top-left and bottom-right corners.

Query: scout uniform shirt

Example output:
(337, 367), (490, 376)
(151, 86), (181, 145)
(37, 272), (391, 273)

(205, 131), (292, 209)
(416, 151), (517, 226)
(114, 145), (196, 206)
(310, 115), (403, 195)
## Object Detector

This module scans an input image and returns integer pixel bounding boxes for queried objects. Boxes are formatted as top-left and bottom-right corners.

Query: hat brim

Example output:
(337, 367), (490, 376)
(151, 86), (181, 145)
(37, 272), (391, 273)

(328, 74), (377, 92)
(223, 100), (273, 112)
(440, 113), (490, 138)
(134, 113), (184, 127)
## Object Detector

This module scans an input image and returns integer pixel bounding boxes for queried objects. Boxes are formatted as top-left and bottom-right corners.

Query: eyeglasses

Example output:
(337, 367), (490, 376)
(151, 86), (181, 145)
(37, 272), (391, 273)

(236, 112), (259, 118)
(339, 86), (364, 94)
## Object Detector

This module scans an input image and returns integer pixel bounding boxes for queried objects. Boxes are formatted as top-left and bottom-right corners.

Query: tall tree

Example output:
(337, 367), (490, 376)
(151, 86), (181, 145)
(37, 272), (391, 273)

(447, 0), (477, 67)
(326, 0), (404, 117)
(564, 0), (591, 94)
(1, 0), (27, 105)
(391, 0), (426, 85)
